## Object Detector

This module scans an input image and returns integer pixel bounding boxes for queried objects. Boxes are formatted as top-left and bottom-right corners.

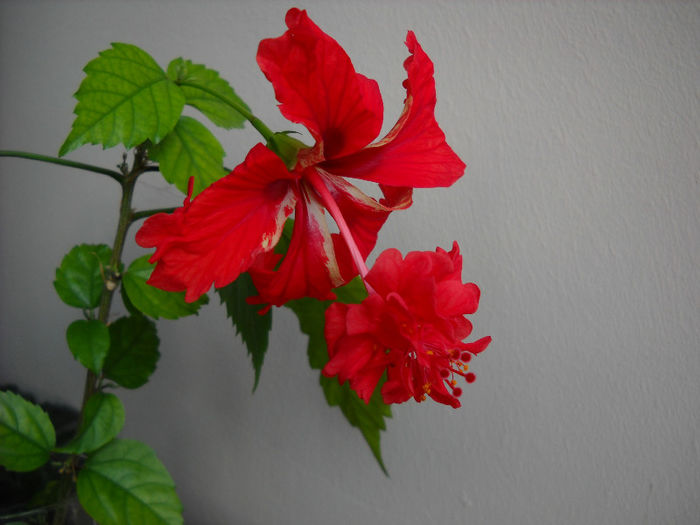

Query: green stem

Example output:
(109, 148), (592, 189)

(177, 81), (275, 142)
(0, 150), (123, 183)
(130, 207), (177, 223)
(51, 147), (149, 525)
(83, 147), (147, 401)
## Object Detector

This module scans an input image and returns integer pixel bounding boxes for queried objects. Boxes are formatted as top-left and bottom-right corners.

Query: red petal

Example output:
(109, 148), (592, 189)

(462, 336), (491, 355)
(324, 302), (349, 358)
(322, 334), (387, 403)
(257, 8), (383, 159)
(135, 144), (296, 302)
(364, 248), (405, 297)
(436, 281), (480, 316)
(248, 183), (343, 305)
(320, 32), (465, 188)
(322, 334), (371, 379)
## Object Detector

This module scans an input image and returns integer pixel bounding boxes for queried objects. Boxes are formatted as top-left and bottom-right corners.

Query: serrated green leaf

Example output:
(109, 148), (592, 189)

(217, 273), (271, 391)
(167, 57), (248, 129)
(60, 43), (185, 156)
(123, 255), (208, 319)
(320, 375), (391, 475)
(57, 393), (124, 455)
(77, 439), (183, 525)
(54, 244), (112, 309)
(285, 297), (327, 369)
(285, 280), (391, 474)
(66, 319), (110, 373)
(149, 116), (228, 196)
(0, 391), (56, 472)
(103, 316), (160, 389)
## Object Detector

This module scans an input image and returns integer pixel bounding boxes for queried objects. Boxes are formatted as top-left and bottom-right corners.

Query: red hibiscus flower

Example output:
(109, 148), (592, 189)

(322, 243), (491, 408)
(136, 8), (465, 306)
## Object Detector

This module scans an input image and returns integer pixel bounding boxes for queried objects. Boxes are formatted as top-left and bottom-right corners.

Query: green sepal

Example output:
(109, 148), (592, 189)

(103, 316), (160, 389)
(77, 439), (183, 525)
(167, 57), (248, 129)
(285, 278), (391, 474)
(66, 319), (110, 374)
(217, 273), (272, 391)
(56, 392), (124, 455)
(0, 390), (56, 472)
(267, 131), (308, 170)
(54, 243), (112, 309)
(60, 43), (185, 156)
(123, 255), (208, 319)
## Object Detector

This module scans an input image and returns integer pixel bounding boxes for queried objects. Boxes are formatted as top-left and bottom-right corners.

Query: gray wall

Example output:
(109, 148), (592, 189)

(1, 1), (698, 524)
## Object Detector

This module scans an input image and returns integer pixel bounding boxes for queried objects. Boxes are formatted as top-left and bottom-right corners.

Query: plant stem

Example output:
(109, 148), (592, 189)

(83, 146), (148, 402)
(53, 147), (149, 525)
(0, 150), (123, 183)
(130, 207), (177, 223)
(176, 82), (275, 142)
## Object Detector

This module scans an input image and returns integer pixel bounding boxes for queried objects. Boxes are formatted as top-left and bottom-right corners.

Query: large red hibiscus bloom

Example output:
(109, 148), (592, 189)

(323, 243), (491, 408)
(136, 8), (465, 306)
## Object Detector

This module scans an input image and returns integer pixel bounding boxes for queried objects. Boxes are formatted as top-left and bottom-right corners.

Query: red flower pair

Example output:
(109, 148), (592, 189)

(136, 9), (489, 407)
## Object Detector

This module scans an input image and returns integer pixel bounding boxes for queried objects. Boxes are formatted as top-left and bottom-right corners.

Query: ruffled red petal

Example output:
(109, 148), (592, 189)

(257, 8), (383, 159)
(320, 31), (465, 188)
(135, 144), (297, 302)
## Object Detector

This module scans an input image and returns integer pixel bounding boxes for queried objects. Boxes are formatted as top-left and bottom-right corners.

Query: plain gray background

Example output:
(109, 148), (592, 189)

(1, 1), (699, 524)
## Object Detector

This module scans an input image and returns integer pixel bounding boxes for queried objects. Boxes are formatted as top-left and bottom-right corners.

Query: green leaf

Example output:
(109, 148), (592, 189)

(320, 375), (391, 475)
(77, 439), (183, 525)
(167, 57), (248, 129)
(57, 393), (124, 455)
(60, 43), (185, 156)
(66, 319), (110, 374)
(285, 279), (391, 474)
(217, 273), (271, 391)
(54, 244), (112, 309)
(285, 297), (328, 369)
(149, 116), (228, 196)
(0, 391), (56, 472)
(123, 255), (208, 319)
(103, 316), (160, 389)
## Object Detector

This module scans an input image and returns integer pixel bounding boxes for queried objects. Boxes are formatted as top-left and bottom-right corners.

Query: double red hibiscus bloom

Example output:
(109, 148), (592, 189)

(323, 243), (491, 408)
(136, 8), (465, 307)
